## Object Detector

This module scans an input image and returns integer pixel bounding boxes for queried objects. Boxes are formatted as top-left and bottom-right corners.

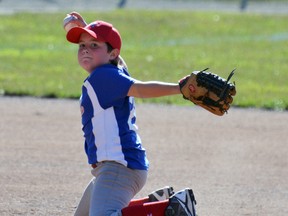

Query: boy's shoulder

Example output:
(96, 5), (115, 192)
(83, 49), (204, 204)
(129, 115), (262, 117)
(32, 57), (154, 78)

(94, 64), (130, 75)
(89, 64), (130, 81)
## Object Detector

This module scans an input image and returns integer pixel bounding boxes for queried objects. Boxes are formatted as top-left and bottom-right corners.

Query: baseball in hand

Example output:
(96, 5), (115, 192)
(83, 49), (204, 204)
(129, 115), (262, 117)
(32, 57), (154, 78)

(63, 12), (87, 32)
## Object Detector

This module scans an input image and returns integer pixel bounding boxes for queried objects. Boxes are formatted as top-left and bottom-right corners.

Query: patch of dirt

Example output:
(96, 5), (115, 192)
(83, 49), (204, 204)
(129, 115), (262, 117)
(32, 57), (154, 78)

(0, 96), (287, 215)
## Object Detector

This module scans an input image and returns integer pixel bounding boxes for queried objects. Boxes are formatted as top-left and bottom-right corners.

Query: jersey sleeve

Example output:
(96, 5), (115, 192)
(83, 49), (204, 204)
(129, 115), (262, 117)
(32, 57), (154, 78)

(88, 65), (135, 109)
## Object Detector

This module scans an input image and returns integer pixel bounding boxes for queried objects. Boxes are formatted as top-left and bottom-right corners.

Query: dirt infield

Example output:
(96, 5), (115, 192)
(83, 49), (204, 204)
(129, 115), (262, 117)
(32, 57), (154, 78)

(0, 96), (287, 215)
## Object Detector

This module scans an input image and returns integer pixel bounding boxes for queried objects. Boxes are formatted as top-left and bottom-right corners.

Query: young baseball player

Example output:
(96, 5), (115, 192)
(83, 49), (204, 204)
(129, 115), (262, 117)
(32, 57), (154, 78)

(64, 13), (197, 216)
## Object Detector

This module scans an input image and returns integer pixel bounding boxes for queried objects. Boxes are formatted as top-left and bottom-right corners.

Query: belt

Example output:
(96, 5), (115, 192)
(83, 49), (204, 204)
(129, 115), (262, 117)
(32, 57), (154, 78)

(91, 163), (97, 169)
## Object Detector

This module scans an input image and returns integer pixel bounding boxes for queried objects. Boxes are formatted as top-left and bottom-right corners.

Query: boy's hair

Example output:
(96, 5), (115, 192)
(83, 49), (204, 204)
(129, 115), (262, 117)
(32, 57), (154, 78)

(106, 42), (118, 66)
(106, 43), (127, 69)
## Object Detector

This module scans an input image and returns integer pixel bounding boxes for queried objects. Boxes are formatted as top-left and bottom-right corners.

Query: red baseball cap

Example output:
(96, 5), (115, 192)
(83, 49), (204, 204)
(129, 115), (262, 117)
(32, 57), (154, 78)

(66, 20), (122, 51)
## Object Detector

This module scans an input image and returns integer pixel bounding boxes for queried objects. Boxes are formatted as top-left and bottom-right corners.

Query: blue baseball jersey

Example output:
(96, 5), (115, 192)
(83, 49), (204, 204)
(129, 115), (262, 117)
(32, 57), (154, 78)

(80, 64), (149, 170)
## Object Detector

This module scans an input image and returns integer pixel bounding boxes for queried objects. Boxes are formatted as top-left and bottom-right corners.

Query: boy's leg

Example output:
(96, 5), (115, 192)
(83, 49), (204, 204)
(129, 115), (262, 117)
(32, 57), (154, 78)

(73, 163), (197, 216)
(73, 181), (171, 216)
(74, 170), (172, 215)
(122, 200), (169, 216)
(123, 188), (197, 216)
(74, 177), (95, 216)
(89, 161), (147, 216)
(128, 186), (174, 207)
(127, 197), (149, 207)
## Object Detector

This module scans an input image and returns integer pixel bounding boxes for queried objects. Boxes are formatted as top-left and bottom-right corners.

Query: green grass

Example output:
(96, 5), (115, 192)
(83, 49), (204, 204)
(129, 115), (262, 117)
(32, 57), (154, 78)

(0, 11), (288, 110)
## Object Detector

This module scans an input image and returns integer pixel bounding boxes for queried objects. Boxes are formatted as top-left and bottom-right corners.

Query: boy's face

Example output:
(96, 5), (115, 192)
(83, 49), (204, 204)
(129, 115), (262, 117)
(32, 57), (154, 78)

(77, 33), (114, 73)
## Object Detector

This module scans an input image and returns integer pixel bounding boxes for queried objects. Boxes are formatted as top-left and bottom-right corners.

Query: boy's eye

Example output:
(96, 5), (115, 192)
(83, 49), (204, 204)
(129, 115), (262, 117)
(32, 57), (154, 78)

(78, 42), (100, 49)
(91, 43), (98, 48)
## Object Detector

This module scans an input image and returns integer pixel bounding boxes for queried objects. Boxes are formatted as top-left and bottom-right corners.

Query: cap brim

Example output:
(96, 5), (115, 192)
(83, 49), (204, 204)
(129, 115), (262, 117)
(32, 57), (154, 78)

(66, 27), (97, 43)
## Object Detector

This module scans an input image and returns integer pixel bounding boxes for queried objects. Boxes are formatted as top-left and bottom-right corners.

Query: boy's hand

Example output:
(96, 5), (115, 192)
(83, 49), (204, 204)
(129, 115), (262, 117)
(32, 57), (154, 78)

(63, 11), (87, 32)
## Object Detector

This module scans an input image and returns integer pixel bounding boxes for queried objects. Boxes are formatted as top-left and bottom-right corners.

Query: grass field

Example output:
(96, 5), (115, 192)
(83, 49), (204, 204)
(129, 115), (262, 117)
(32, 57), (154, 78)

(0, 10), (287, 110)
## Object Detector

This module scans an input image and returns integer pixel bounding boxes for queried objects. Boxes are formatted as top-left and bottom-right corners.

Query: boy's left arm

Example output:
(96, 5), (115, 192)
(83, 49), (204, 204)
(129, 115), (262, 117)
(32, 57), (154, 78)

(128, 81), (185, 98)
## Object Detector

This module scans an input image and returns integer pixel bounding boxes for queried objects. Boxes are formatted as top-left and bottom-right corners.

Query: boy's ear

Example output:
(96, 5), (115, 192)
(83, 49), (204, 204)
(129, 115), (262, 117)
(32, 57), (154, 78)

(110, 49), (120, 59)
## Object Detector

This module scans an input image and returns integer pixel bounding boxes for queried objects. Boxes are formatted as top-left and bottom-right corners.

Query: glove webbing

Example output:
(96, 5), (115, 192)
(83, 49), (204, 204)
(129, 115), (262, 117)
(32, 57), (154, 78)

(195, 95), (227, 113)
(196, 68), (236, 113)
(196, 68), (231, 97)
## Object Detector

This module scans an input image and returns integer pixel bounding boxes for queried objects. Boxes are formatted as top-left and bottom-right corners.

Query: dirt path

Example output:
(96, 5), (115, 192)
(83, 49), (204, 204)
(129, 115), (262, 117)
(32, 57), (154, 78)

(0, 96), (287, 215)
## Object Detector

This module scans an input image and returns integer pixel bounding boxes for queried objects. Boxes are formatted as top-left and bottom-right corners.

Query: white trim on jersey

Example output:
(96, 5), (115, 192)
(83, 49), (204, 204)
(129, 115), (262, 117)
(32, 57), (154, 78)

(84, 80), (127, 166)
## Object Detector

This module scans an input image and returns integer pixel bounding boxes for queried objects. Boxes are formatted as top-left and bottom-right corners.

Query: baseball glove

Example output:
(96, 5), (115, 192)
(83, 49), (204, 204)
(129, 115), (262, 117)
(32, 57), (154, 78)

(179, 68), (236, 116)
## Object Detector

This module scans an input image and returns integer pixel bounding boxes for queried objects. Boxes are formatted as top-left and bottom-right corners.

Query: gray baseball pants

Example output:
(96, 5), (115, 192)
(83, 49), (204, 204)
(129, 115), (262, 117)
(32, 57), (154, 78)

(74, 161), (148, 216)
